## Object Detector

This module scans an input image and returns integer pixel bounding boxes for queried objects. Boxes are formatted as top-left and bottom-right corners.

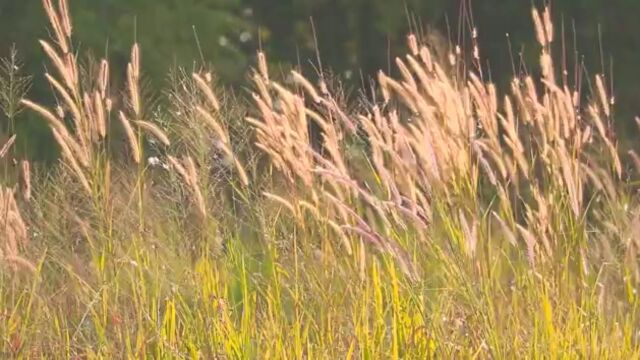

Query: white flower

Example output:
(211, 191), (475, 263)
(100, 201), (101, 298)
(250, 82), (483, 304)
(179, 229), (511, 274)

(148, 156), (161, 166)
(239, 31), (252, 43)
(218, 36), (229, 47)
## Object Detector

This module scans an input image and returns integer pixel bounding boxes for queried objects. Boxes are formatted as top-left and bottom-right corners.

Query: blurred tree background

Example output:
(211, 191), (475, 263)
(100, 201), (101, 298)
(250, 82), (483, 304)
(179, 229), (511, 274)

(1, 0), (639, 161)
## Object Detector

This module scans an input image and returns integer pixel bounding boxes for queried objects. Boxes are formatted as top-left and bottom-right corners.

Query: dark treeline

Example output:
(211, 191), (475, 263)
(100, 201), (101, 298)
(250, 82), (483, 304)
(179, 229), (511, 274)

(1, 0), (639, 160)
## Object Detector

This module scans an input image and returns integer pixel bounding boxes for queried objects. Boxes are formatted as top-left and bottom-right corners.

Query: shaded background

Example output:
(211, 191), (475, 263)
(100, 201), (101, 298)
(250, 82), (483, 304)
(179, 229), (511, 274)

(1, 0), (639, 161)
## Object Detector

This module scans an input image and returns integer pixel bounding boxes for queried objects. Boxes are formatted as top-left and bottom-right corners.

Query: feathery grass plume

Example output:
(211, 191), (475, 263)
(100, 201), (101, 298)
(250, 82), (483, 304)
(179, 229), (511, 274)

(26, 0), (121, 184)
(20, 100), (67, 137)
(516, 224), (538, 267)
(366, 11), (629, 271)
(50, 128), (91, 193)
(0, 135), (16, 159)
(20, 99), (90, 167)
(168, 155), (207, 218)
(248, 62), (316, 186)
(257, 51), (269, 82)
(192, 73), (220, 111)
(127, 44), (141, 117)
(184, 156), (198, 182)
(98, 59), (109, 98)
(595, 74), (611, 118)
(57, 0), (72, 37)
(254, 66), (412, 254)
(291, 70), (322, 103)
(318, 186), (417, 278)
(0, 186), (34, 273)
(119, 111), (140, 164)
(532, 7), (547, 46)
(232, 157), (249, 186)
(459, 211), (478, 257)
(542, 6), (554, 43)
(134, 120), (171, 147)
(131, 43), (140, 78)
(38, 40), (72, 89)
(184, 156), (207, 218)
(42, 0), (69, 54)
(395, 57), (417, 91)
(501, 96), (529, 175)
(594, 114), (622, 178)
(252, 72), (272, 108)
(263, 192), (298, 215)
(81, 92), (97, 143)
(191, 74), (249, 186)
(540, 52), (554, 82)
(44, 73), (83, 132)
(194, 107), (230, 145)
(40, 0), (79, 89)
(407, 33), (419, 56)
(94, 91), (107, 139)
(375, 50), (477, 187)
(629, 151), (640, 175)
(20, 160), (31, 202)
(4, 255), (37, 273)
(167, 155), (189, 184)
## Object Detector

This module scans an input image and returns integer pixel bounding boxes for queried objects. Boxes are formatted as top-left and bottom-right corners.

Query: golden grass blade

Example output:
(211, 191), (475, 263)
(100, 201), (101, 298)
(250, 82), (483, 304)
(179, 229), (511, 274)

(50, 128), (91, 194)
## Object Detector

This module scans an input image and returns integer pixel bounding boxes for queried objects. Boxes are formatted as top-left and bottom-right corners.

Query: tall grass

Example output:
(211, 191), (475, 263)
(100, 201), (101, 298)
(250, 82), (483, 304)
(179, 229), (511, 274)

(0, 1), (639, 358)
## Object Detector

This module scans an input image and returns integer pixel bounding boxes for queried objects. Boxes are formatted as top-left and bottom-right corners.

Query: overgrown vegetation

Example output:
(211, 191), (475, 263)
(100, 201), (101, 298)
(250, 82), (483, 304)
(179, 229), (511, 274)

(1, 1), (639, 358)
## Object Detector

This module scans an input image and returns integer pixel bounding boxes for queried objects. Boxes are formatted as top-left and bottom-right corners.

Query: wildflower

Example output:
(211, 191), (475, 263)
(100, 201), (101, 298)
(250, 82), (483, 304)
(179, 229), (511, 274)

(218, 36), (229, 47)
(148, 156), (161, 167)
(148, 156), (170, 170)
(239, 31), (252, 43)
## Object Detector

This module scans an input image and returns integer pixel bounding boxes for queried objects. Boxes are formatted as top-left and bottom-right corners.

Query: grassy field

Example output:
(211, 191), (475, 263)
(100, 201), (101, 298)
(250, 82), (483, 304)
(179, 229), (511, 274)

(1, 1), (639, 358)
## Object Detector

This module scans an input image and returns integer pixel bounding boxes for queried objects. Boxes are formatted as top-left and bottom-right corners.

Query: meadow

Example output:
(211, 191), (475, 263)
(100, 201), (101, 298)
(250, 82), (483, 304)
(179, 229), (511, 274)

(1, 1), (639, 358)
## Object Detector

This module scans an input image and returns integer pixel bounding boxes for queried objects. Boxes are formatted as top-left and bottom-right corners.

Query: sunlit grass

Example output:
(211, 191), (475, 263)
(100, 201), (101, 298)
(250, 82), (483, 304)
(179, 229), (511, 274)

(1, 1), (640, 358)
